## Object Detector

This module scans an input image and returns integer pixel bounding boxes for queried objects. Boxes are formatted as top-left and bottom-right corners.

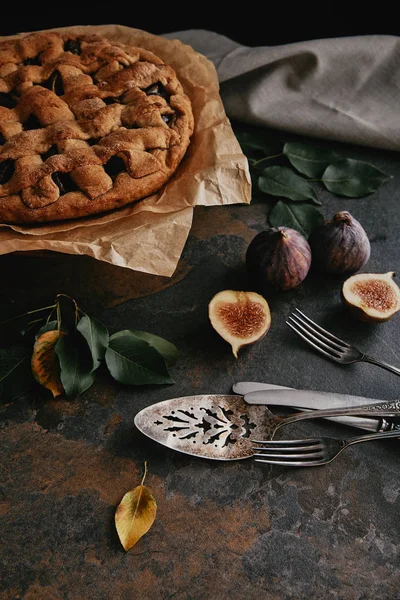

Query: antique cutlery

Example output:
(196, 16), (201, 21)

(233, 382), (397, 432)
(253, 429), (400, 468)
(287, 308), (400, 376)
(134, 394), (400, 461)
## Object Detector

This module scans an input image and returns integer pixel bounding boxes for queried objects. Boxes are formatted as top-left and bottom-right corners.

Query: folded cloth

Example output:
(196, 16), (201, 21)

(165, 29), (400, 151)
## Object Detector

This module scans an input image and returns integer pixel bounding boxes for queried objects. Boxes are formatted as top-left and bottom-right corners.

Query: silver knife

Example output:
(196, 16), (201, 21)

(233, 382), (391, 432)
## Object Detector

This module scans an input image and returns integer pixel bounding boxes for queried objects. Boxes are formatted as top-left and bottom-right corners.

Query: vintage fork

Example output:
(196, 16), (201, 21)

(287, 308), (400, 377)
(252, 429), (400, 467)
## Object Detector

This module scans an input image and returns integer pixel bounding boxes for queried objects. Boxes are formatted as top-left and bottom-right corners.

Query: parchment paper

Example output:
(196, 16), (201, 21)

(0, 25), (251, 276)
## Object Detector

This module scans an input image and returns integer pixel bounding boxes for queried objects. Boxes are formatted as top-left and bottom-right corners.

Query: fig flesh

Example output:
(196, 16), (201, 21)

(342, 272), (400, 322)
(246, 227), (311, 292)
(208, 290), (271, 358)
(308, 211), (370, 274)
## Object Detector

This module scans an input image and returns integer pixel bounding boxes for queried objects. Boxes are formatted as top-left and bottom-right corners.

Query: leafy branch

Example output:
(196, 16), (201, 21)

(0, 294), (180, 403)
(236, 131), (392, 237)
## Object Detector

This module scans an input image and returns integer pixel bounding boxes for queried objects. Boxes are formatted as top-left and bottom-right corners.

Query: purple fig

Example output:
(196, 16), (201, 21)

(308, 211), (370, 275)
(246, 227), (312, 292)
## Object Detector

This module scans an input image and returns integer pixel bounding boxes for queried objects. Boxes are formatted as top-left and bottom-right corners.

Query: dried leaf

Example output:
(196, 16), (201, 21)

(115, 463), (157, 551)
(31, 329), (64, 398)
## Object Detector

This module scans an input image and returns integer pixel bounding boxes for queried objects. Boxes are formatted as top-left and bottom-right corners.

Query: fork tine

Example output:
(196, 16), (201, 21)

(286, 319), (343, 361)
(293, 308), (350, 348)
(251, 438), (320, 445)
(253, 449), (325, 460)
(254, 457), (325, 467)
(289, 313), (345, 354)
(252, 442), (322, 453)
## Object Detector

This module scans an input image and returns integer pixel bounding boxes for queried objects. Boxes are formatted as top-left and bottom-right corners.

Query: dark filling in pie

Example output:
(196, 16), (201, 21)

(162, 114), (173, 125)
(41, 71), (64, 96)
(24, 114), (42, 131)
(104, 155), (126, 179)
(23, 55), (42, 66)
(63, 39), (82, 55)
(0, 92), (18, 109)
(144, 82), (169, 100)
(51, 171), (79, 194)
(41, 145), (59, 161)
(0, 159), (15, 184)
(103, 96), (121, 105)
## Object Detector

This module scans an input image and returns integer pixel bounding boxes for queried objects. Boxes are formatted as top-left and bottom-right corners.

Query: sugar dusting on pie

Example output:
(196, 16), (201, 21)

(0, 31), (194, 224)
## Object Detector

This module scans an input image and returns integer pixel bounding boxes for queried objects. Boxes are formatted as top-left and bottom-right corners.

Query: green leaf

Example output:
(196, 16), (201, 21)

(269, 200), (325, 237)
(0, 347), (34, 403)
(259, 166), (320, 204)
(35, 320), (60, 339)
(77, 315), (109, 372)
(129, 330), (180, 367)
(105, 331), (173, 386)
(321, 159), (391, 197)
(55, 333), (96, 398)
(283, 142), (341, 178)
(235, 130), (281, 155)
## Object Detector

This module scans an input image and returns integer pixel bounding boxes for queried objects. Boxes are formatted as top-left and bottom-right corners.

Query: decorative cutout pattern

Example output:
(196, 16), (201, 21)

(155, 404), (257, 448)
(134, 395), (272, 461)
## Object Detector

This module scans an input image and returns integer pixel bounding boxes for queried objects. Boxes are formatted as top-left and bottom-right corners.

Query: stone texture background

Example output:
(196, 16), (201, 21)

(1, 128), (400, 599)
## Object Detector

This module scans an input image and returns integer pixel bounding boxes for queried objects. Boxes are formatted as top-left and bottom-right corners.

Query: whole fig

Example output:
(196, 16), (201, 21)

(308, 211), (370, 275)
(246, 227), (312, 292)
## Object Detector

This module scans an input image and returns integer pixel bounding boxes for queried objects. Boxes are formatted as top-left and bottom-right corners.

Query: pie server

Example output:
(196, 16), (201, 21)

(134, 394), (400, 461)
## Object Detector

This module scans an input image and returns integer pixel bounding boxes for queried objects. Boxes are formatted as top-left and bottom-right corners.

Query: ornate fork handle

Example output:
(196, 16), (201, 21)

(280, 400), (400, 429)
(363, 354), (400, 377)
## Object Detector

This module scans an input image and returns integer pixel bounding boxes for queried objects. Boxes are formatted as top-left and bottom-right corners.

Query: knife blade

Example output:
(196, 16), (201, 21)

(233, 382), (384, 432)
(244, 388), (384, 407)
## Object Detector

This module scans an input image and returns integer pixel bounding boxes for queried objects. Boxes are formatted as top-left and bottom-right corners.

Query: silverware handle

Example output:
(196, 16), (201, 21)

(346, 430), (400, 446)
(281, 400), (400, 427)
(310, 415), (379, 432)
(363, 354), (400, 377)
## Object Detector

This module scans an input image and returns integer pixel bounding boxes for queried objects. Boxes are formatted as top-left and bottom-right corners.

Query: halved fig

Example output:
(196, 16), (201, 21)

(342, 272), (400, 323)
(208, 290), (271, 358)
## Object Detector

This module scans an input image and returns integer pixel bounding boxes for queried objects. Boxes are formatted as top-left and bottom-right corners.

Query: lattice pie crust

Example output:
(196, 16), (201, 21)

(0, 31), (194, 224)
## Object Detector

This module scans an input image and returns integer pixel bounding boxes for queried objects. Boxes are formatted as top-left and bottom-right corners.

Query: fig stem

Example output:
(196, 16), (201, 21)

(334, 211), (351, 224)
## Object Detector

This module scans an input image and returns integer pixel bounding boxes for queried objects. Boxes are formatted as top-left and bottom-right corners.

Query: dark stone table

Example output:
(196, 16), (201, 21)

(1, 128), (400, 600)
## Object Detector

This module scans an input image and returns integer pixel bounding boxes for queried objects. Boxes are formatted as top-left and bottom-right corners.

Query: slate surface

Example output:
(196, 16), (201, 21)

(1, 129), (400, 600)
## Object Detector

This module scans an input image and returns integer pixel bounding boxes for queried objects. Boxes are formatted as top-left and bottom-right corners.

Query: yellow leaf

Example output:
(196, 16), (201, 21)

(115, 463), (157, 551)
(31, 329), (65, 398)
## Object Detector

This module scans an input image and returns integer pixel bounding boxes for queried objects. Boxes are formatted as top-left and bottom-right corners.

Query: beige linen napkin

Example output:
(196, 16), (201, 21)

(166, 30), (400, 151)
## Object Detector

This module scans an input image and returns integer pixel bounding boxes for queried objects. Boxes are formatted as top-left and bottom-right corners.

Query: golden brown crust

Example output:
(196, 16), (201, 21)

(0, 31), (194, 224)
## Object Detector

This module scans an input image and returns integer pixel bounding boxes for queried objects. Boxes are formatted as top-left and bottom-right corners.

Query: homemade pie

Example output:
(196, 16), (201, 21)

(0, 31), (194, 224)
